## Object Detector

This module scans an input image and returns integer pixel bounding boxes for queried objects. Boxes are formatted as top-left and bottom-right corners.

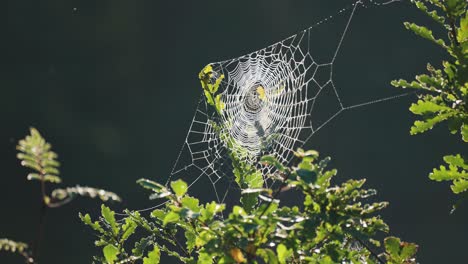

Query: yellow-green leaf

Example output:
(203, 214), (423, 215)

(103, 244), (119, 264)
(143, 245), (160, 264)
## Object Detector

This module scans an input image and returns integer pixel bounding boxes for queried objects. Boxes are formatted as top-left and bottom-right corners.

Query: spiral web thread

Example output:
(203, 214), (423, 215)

(165, 0), (410, 205)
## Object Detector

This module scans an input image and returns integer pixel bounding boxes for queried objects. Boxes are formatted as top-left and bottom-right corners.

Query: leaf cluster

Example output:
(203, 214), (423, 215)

(1, 128), (121, 264)
(0, 239), (33, 263)
(16, 128), (121, 207)
(199, 64), (226, 114)
(391, 0), (468, 197)
(429, 154), (468, 194)
(82, 149), (417, 263)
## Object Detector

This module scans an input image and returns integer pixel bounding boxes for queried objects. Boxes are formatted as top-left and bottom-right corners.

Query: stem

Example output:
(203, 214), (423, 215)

(170, 233), (190, 258)
(32, 157), (49, 262)
(259, 156), (299, 218)
(259, 172), (289, 218)
(32, 192), (47, 262)
(448, 18), (460, 47)
(47, 196), (75, 208)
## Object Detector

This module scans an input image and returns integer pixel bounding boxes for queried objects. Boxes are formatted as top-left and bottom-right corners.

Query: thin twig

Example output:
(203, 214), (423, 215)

(259, 156), (299, 218)
(32, 158), (49, 262)
(32, 195), (47, 262)
(352, 235), (385, 264)
(259, 173), (289, 218)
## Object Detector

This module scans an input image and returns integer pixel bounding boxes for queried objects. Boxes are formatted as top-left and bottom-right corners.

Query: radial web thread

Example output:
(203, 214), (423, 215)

(166, 0), (411, 205)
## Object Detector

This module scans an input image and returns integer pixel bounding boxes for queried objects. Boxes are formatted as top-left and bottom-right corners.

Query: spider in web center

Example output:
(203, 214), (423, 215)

(243, 84), (267, 114)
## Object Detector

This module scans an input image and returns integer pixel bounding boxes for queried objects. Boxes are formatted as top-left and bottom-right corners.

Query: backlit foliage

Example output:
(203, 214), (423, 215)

(0, 128), (120, 263)
(80, 67), (418, 263)
(82, 149), (418, 264)
(391, 0), (468, 199)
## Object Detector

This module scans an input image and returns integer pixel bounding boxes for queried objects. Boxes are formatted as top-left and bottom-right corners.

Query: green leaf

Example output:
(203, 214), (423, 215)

(17, 128), (61, 184)
(200, 201), (224, 221)
(409, 100), (452, 115)
(260, 155), (286, 172)
(150, 209), (166, 221)
(430, 164), (468, 182)
(103, 244), (119, 264)
(445, 0), (467, 17)
(462, 123), (468, 142)
(245, 170), (263, 189)
(181, 196), (201, 212)
(171, 179), (188, 197)
(451, 179), (468, 193)
(444, 154), (468, 169)
(195, 231), (214, 248)
(410, 112), (457, 135)
(430, 164), (466, 179)
(185, 231), (197, 252)
(391, 79), (423, 89)
(163, 211), (180, 226)
(414, 1), (445, 25)
(79, 213), (104, 233)
(197, 252), (213, 264)
(257, 248), (279, 264)
(294, 148), (319, 158)
(27, 173), (62, 184)
(277, 244), (292, 264)
(384, 237), (401, 257)
(458, 11), (468, 43)
(204, 90), (215, 106)
(121, 218), (137, 242)
(143, 245), (161, 264)
(133, 237), (152, 257)
(51, 186), (121, 202)
(384, 236), (418, 263)
(215, 94), (226, 113)
(241, 193), (258, 213)
(400, 242), (419, 259)
(102, 205), (119, 235)
(404, 22), (446, 47)
(232, 206), (247, 217)
(137, 178), (172, 199)
(0, 239), (29, 254)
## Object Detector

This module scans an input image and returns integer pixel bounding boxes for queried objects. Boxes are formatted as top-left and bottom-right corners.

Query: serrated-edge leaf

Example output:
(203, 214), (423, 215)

(404, 22), (446, 48)
(461, 123), (468, 142)
(143, 245), (161, 264)
(400, 242), (419, 259)
(384, 236), (401, 257)
(121, 218), (137, 242)
(410, 112), (457, 134)
(451, 179), (468, 193)
(80, 213), (105, 233)
(444, 154), (468, 169)
(132, 237), (152, 257)
(429, 165), (468, 181)
(102, 205), (119, 235)
(103, 244), (119, 264)
(409, 100), (452, 115)
(0, 239), (29, 254)
(51, 185), (121, 202)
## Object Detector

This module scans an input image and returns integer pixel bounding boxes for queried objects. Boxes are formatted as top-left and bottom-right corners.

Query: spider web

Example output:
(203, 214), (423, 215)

(165, 0), (409, 205)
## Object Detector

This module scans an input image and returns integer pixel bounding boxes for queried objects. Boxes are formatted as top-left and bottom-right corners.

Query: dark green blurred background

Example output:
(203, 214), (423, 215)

(2, 0), (467, 263)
